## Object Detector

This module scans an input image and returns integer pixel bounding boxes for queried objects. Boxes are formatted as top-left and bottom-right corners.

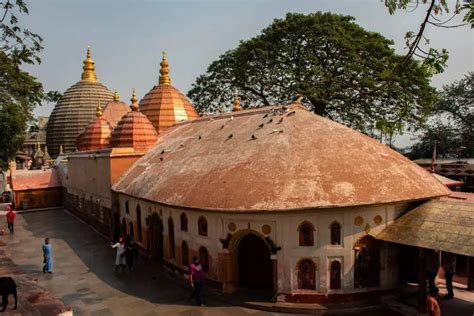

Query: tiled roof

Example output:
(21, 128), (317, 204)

(113, 103), (449, 212)
(377, 199), (474, 257)
(12, 169), (62, 191)
(109, 111), (158, 151)
(76, 116), (112, 151)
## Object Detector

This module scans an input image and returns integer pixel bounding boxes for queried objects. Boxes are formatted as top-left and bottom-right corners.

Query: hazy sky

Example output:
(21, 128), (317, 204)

(22, 0), (473, 145)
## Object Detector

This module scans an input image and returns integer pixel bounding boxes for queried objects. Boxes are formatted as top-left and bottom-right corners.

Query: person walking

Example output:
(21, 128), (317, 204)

(125, 234), (138, 271)
(6, 205), (16, 235)
(441, 252), (456, 299)
(111, 237), (126, 272)
(426, 249), (440, 294)
(189, 256), (204, 306)
(42, 238), (53, 273)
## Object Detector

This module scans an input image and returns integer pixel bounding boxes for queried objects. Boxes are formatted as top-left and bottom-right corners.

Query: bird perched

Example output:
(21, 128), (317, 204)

(257, 123), (264, 129)
(198, 135), (202, 140)
(251, 134), (257, 140)
(220, 124), (225, 129)
(160, 157), (164, 161)
(161, 149), (165, 155)
(287, 111), (296, 116)
(268, 118), (273, 123)
(278, 117), (284, 124)
(228, 134), (233, 140)
(263, 114), (269, 119)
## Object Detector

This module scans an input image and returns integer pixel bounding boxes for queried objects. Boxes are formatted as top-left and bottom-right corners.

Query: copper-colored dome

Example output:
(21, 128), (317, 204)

(109, 90), (158, 151)
(76, 103), (112, 151)
(113, 103), (449, 212)
(139, 53), (198, 133)
(46, 48), (113, 157)
(102, 91), (131, 128)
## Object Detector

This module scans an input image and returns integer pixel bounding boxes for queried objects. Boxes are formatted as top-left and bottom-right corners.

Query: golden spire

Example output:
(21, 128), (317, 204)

(232, 90), (241, 112)
(81, 46), (97, 82)
(159, 51), (171, 85)
(59, 144), (64, 155)
(130, 88), (139, 111)
(96, 98), (103, 117)
(113, 90), (120, 102)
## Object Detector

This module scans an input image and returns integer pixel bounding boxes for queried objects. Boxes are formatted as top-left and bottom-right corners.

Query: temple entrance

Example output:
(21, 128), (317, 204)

(237, 233), (273, 291)
(148, 213), (163, 260)
(354, 235), (380, 288)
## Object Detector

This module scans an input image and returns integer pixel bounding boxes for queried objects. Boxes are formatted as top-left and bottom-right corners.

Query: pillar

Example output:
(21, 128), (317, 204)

(271, 254), (278, 302)
(417, 248), (427, 313)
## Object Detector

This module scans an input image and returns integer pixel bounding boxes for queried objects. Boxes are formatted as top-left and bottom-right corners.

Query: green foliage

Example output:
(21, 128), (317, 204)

(383, 0), (473, 74)
(0, 1), (60, 170)
(409, 72), (474, 159)
(188, 12), (436, 134)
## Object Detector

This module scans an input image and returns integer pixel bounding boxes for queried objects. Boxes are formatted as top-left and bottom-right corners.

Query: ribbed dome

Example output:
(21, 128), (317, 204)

(46, 48), (113, 157)
(109, 90), (158, 151)
(139, 52), (198, 133)
(102, 90), (131, 128)
(113, 103), (449, 212)
(76, 103), (112, 151)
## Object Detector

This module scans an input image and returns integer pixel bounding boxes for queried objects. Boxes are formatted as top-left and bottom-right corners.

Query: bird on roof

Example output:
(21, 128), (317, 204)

(251, 134), (257, 140)
(287, 111), (296, 116)
(257, 123), (264, 129)
(263, 114), (268, 118)
(278, 117), (284, 124)
(268, 118), (273, 123)
(161, 149), (165, 154)
(220, 124), (225, 129)
(198, 135), (202, 140)
(228, 134), (233, 140)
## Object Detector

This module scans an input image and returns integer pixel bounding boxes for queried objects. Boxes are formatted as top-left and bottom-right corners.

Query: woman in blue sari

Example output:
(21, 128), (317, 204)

(42, 237), (53, 273)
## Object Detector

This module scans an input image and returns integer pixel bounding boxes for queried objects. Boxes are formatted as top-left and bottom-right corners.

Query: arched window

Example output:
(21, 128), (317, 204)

(121, 218), (127, 236)
(136, 205), (142, 242)
(182, 241), (189, 266)
(198, 216), (208, 236)
(129, 220), (134, 238)
(180, 213), (188, 232)
(168, 217), (175, 259)
(330, 222), (341, 245)
(330, 261), (342, 290)
(354, 235), (380, 288)
(199, 247), (209, 273)
(125, 200), (129, 214)
(297, 259), (316, 290)
(298, 222), (314, 246)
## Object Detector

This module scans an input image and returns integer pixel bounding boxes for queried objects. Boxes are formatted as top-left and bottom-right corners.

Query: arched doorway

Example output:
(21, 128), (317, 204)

(354, 235), (380, 288)
(148, 213), (163, 260)
(238, 233), (273, 291)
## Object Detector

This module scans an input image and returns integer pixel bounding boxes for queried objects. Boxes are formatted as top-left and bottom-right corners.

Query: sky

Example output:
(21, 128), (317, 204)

(21, 0), (473, 146)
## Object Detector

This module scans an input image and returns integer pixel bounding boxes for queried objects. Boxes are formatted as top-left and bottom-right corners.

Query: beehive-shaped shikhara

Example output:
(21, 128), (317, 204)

(109, 90), (158, 151)
(76, 101), (112, 151)
(46, 47), (114, 157)
(139, 52), (198, 134)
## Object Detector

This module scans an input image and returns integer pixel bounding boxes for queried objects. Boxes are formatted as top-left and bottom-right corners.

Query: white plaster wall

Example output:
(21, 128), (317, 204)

(117, 193), (405, 295)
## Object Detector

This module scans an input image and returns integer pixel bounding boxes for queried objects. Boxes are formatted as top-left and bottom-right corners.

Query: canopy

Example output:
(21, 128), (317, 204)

(377, 199), (474, 257)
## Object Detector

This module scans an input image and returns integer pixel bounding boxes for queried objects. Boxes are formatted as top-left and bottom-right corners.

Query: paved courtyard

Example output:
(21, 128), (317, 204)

(1, 209), (402, 316)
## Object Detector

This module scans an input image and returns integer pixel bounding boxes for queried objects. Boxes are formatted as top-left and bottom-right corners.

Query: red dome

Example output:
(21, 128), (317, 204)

(102, 91), (131, 128)
(76, 104), (112, 151)
(109, 90), (158, 151)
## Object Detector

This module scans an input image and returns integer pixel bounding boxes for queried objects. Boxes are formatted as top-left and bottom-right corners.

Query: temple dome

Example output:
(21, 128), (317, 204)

(102, 90), (131, 128)
(139, 52), (198, 134)
(76, 101), (112, 151)
(109, 90), (158, 151)
(113, 103), (449, 212)
(46, 47), (113, 157)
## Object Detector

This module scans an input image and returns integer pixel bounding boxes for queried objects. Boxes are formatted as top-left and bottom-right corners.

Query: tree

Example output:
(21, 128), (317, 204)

(384, 0), (473, 74)
(409, 72), (473, 159)
(188, 12), (436, 135)
(0, 0), (60, 170)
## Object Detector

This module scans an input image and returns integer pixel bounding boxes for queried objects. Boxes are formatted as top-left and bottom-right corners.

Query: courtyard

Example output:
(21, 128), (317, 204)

(1, 209), (402, 316)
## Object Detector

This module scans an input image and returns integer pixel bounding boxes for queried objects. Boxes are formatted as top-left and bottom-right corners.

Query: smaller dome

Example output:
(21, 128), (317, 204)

(102, 90), (131, 128)
(76, 101), (112, 151)
(139, 52), (198, 133)
(109, 89), (158, 151)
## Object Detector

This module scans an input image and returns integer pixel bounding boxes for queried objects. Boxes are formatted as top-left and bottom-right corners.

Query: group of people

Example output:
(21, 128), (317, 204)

(110, 234), (138, 272)
(426, 250), (457, 316)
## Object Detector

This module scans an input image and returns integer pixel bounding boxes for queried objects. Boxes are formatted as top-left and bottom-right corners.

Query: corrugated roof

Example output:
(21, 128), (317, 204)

(12, 169), (62, 191)
(377, 199), (474, 257)
(113, 103), (449, 212)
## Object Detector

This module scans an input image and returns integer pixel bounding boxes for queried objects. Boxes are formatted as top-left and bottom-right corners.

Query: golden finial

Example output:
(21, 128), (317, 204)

(36, 142), (41, 151)
(113, 90), (120, 102)
(81, 46), (97, 82)
(44, 145), (49, 154)
(232, 90), (241, 112)
(59, 144), (64, 155)
(96, 98), (103, 117)
(159, 51), (171, 85)
(130, 88), (139, 111)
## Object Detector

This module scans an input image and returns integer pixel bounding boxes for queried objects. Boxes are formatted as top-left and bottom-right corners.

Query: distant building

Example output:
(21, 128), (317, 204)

(414, 158), (474, 192)
(23, 116), (48, 156)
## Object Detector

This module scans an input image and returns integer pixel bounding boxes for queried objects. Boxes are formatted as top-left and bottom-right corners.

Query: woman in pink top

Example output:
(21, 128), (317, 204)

(189, 256), (204, 306)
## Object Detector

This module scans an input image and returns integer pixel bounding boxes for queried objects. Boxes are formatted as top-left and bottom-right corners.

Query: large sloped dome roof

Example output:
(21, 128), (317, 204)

(113, 103), (449, 212)
(46, 48), (113, 157)
(139, 52), (198, 134)
(109, 90), (158, 151)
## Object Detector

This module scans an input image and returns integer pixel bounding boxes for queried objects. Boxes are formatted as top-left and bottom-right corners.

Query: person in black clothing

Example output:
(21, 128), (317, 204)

(125, 234), (138, 270)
